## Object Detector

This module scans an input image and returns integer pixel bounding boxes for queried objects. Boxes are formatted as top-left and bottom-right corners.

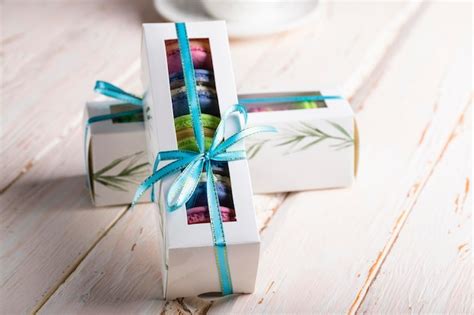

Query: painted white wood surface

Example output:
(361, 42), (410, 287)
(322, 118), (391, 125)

(359, 105), (472, 314)
(1, 2), (407, 314)
(0, 1), (471, 314)
(35, 2), (410, 311)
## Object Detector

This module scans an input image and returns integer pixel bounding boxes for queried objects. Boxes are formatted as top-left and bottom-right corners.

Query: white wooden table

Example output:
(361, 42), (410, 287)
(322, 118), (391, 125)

(1, 1), (472, 314)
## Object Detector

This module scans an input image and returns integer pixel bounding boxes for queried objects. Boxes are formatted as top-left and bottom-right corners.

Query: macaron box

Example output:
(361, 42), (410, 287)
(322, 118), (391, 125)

(141, 21), (260, 299)
(241, 90), (358, 193)
(84, 100), (150, 207)
(85, 90), (358, 205)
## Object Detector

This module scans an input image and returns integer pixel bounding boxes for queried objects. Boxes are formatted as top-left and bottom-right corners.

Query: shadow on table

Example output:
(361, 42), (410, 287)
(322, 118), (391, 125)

(5, 174), (96, 212)
(125, 0), (166, 24)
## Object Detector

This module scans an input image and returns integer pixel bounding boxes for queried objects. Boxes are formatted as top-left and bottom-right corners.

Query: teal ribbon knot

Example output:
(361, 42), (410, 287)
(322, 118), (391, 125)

(132, 105), (276, 296)
(130, 22), (277, 296)
(86, 22), (341, 296)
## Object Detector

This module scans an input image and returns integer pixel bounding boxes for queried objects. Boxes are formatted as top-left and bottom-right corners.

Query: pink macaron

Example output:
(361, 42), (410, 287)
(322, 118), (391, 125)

(187, 206), (236, 225)
(166, 39), (213, 75)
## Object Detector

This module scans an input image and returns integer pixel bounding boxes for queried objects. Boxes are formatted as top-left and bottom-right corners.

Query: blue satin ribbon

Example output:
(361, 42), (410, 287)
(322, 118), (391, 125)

(133, 104), (275, 295)
(84, 81), (143, 200)
(238, 95), (342, 104)
(85, 81), (341, 205)
(94, 80), (143, 106)
(131, 23), (275, 296)
(86, 48), (341, 293)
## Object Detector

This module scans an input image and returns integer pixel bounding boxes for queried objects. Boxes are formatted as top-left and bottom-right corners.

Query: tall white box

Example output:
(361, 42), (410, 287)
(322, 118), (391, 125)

(141, 21), (260, 299)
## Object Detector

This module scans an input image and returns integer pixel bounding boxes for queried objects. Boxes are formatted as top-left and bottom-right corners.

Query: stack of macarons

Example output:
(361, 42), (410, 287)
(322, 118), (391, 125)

(245, 100), (326, 113)
(166, 39), (236, 224)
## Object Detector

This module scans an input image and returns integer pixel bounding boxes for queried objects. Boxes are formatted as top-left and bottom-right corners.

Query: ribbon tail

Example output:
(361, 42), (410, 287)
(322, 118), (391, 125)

(209, 105), (248, 152)
(206, 160), (233, 295)
(131, 154), (197, 207)
(212, 150), (247, 162)
(166, 155), (204, 212)
(94, 81), (143, 106)
(214, 125), (277, 156)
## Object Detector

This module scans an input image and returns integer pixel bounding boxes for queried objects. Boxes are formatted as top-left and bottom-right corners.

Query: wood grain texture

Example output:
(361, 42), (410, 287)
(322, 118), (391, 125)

(1, 0), (154, 192)
(209, 3), (472, 314)
(37, 194), (287, 315)
(0, 0), (283, 194)
(1, 1), (471, 314)
(0, 128), (127, 315)
(37, 203), (164, 315)
(235, 2), (406, 94)
(0, 3), (287, 313)
(352, 44), (472, 314)
(35, 3), (413, 314)
(359, 105), (472, 314)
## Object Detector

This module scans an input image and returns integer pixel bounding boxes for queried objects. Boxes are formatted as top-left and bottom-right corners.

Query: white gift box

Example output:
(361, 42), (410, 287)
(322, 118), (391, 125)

(241, 90), (358, 193)
(85, 90), (358, 206)
(84, 100), (150, 207)
(141, 21), (260, 299)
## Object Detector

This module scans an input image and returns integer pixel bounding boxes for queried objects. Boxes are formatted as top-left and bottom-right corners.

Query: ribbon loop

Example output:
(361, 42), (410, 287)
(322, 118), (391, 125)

(94, 81), (143, 106)
(87, 77), (339, 297)
(167, 156), (205, 211)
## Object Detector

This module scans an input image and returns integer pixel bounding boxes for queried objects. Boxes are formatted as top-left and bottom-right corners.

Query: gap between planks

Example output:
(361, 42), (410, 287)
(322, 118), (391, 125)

(31, 207), (131, 314)
(349, 100), (471, 314)
(26, 1), (430, 313)
(0, 59), (141, 195)
(31, 37), (286, 315)
(348, 44), (472, 314)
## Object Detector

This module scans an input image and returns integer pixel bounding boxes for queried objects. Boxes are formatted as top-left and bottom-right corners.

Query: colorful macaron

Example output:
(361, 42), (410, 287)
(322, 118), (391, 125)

(187, 206), (236, 224)
(186, 180), (234, 210)
(174, 113), (221, 133)
(176, 126), (216, 152)
(210, 161), (231, 177)
(169, 69), (215, 90)
(244, 100), (324, 113)
(165, 39), (238, 226)
(176, 126), (216, 142)
(177, 136), (214, 152)
(166, 39), (213, 75)
(172, 87), (220, 118)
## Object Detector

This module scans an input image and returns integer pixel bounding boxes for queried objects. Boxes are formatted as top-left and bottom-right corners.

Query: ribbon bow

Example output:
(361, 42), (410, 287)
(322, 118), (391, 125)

(87, 22), (340, 295)
(130, 22), (278, 296)
(131, 102), (275, 296)
(132, 104), (276, 210)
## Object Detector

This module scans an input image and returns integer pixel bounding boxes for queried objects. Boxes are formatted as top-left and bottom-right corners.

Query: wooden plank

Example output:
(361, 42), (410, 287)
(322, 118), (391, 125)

(0, 1), (280, 194)
(208, 3), (472, 314)
(36, 3), (411, 313)
(359, 105), (472, 314)
(1, 1), (147, 191)
(36, 204), (164, 315)
(0, 3), (283, 313)
(235, 1), (408, 93)
(349, 45), (472, 314)
(37, 194), (287, 314)
(0, 128), (128, 315)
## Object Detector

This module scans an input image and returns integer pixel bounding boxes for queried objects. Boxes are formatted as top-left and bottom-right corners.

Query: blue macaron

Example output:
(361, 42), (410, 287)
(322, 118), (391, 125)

(186, 180), (234, 210)
(169, 69), (215, 90)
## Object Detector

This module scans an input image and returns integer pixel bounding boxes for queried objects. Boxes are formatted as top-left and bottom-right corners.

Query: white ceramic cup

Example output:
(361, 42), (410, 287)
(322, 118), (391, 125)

(201, 0), (302, 24)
